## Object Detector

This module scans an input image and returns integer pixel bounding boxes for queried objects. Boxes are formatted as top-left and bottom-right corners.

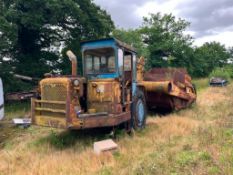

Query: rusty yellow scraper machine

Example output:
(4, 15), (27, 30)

(31, 38), (197, 130)
(141, 67), (197, 111)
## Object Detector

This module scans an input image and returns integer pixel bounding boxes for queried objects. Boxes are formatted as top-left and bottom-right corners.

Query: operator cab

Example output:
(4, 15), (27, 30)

(81, 38), (137, 84)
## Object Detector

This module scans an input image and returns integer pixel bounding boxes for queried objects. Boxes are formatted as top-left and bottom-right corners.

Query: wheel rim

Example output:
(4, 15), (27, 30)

(137, 99), (145, 127)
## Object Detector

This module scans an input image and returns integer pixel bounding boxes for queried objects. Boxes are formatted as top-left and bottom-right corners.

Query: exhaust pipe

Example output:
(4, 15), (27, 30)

(66, 50), (77, 76)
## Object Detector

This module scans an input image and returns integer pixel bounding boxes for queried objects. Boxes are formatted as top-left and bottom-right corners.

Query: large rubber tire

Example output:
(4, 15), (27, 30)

(132, 90), (147, 130)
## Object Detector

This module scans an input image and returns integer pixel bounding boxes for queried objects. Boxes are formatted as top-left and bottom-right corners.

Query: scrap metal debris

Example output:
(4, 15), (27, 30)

(12, 118), (31, 128)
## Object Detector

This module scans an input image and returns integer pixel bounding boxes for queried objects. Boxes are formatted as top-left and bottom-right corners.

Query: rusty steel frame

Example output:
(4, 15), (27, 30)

(31, 77), (132, 129)
(31, 98), (131, 129)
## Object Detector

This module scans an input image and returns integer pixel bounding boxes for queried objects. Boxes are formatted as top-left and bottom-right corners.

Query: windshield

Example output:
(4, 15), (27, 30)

(84, 48), (115, 74)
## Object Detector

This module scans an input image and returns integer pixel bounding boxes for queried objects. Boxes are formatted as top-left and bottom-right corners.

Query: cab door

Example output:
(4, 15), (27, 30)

(118, 48), (133, 108)
(0, 78), (4, 120)
(123, 51), (133, 105)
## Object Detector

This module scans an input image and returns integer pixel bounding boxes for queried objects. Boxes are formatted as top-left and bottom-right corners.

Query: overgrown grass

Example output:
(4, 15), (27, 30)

(1, 80), (233, 175)
(4, 101), (30, 120)
(192, 78), (209, 92)
(5, 101), (30, 113)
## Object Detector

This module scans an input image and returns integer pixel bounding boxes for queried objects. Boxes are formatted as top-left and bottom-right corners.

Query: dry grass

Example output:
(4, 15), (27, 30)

(0, 82), (233, 175)
(147, 116), (199, 138)
(0, 148), (114, 175)
(198, 86), (229, 107)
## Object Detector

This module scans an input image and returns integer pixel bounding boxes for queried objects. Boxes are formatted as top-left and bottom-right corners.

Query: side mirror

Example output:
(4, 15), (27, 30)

(0, 78), (4, 120)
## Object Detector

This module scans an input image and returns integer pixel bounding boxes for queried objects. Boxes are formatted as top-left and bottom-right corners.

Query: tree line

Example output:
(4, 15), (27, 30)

(0, 0), (232, 93)
(113, 13), (233, 78)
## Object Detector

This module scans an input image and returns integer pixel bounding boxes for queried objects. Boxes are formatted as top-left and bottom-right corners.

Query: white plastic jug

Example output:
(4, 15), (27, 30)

(0, 78), (4, 120)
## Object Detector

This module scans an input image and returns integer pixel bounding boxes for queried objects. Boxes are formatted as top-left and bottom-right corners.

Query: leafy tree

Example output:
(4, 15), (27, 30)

(141, 13), (194, 73)
(193, 42), (230, 77)
(0, 0), (114, 92)
(112, 29), (149, 59)
(113, 14), (233, 78)
(228, 47), (233, 63)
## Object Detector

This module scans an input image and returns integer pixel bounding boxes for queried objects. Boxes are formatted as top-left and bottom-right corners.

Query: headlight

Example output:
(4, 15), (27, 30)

(73, 79), (79, 86)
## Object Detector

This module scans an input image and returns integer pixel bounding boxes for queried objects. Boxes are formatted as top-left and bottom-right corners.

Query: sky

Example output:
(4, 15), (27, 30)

(94, 0), (233, 47)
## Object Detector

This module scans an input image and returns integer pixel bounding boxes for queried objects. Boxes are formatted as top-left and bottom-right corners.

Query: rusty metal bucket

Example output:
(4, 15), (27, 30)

(143, 68), (196, 110)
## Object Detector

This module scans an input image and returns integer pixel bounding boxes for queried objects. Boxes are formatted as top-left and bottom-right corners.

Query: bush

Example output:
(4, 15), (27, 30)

(224, 65), (233, 78)
(209, 67), (232, 82)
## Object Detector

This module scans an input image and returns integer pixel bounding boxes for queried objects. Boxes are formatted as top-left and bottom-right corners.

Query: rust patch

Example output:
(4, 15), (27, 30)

(140, 68), (196, 110)
(87, 79), (122, 114)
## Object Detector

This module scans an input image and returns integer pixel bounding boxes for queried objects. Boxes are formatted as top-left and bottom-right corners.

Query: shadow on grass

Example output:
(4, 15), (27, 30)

(34, 127), (126, 150)
(148, 108), (173, 117)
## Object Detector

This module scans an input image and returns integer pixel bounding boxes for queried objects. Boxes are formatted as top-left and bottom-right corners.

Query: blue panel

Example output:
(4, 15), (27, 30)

(87, 73), (118, 80)
(96, 74), (118, 79)
(81, 39), (116, 52)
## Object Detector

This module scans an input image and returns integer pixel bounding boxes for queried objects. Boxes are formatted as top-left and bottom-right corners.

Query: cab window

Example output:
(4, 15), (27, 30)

(84, 48), (115, 74)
